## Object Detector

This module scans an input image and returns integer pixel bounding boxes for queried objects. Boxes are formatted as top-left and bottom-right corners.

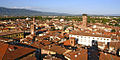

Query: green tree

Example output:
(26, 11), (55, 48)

(111, 29), (116, 32)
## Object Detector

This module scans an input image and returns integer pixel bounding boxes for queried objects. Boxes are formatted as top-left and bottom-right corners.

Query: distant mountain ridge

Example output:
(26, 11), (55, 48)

(0, 7), (72, 16)
(0, 7), (120, 16)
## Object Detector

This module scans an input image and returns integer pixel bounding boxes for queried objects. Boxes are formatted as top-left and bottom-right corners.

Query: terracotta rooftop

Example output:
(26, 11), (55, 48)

(0, 42), (8, 60)
(63, 40), (71, 46)
(64, 48), (88, 60)
(52, 39), (61, 42)
(0, 31), (24, 36)
(0, 38), (13, 42)
(70, 30), (111, 38)
(20, 55), (36, 60)
(31, 42), (44, 49)
(2, 45), (36, 60)
(99, 52), (120, 60)
(98, 42), (105, 46)
(109, 42), (120, 49)
(43, 55), (61, 60)
(43, 45), (67, 54)
(40, 40), (52, 45)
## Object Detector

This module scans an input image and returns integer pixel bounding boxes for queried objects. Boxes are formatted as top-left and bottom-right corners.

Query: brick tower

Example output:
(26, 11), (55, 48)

(31, 18), (36, 35)
(82, 14), (87, 27)
(33, 17), (35, 25)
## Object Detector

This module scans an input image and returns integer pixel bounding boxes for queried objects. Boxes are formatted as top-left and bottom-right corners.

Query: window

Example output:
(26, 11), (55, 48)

(84, 37), (86, 38)
(81, 36), (83, 38)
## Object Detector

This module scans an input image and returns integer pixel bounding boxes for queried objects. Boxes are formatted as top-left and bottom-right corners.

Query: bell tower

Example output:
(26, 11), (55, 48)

(30, 18), (36, 35)
(82, 14), (87, 27)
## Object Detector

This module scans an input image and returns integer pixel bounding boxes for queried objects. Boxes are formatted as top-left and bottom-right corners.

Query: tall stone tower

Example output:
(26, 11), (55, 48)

(82, 14), (87, 27)
(33, 17), (35, 25)
(31, 18), (36, 35)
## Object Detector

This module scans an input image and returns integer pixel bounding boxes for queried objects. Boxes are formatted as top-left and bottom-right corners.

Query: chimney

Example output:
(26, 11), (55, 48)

(82, 14), (87, 27)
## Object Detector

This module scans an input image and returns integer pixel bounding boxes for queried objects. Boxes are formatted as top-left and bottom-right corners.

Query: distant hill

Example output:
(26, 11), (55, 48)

(103, 14), (120, 16)
(0, 7), (72, 16)
(0, 7), (120, 16)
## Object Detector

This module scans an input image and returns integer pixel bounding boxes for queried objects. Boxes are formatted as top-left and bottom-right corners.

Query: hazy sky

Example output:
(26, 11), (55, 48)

(0, 0), (120, 14)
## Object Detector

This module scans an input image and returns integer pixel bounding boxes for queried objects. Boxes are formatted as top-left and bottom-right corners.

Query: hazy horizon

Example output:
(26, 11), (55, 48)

(0, 0), (120, 15)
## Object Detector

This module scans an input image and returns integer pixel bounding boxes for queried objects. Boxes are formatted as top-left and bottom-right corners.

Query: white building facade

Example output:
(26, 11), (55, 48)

(69, 34), (111, 46)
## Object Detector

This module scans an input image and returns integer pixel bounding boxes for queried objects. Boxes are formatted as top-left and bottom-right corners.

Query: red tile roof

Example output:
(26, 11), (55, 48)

(0, 43), (8, 60)
(109, 42), (120, 49)
(43, 45), (67, 54)
(99, 52), (120, 60)
(63, 40), (71, 46)
(64, 48), (88, 60)
(0, 31), (24, 36)
(2, 45), (36, 60)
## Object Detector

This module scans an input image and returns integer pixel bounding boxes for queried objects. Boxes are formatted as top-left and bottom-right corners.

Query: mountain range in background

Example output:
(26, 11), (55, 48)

(0, 7), (73, 16)
(0, 7), (120, 16)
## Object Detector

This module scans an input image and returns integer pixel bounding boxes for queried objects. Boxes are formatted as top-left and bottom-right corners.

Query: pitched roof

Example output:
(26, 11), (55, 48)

(109, 42), (120, 49)
(0, 42), (8, 60)
(99, 52), (120, 60)
(64, 48), (88, 60)
(63, 40), (71, 46)
(43, 45), (67, 54)
(69, 30), (111, 38)
(2, 45), (36, 60)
